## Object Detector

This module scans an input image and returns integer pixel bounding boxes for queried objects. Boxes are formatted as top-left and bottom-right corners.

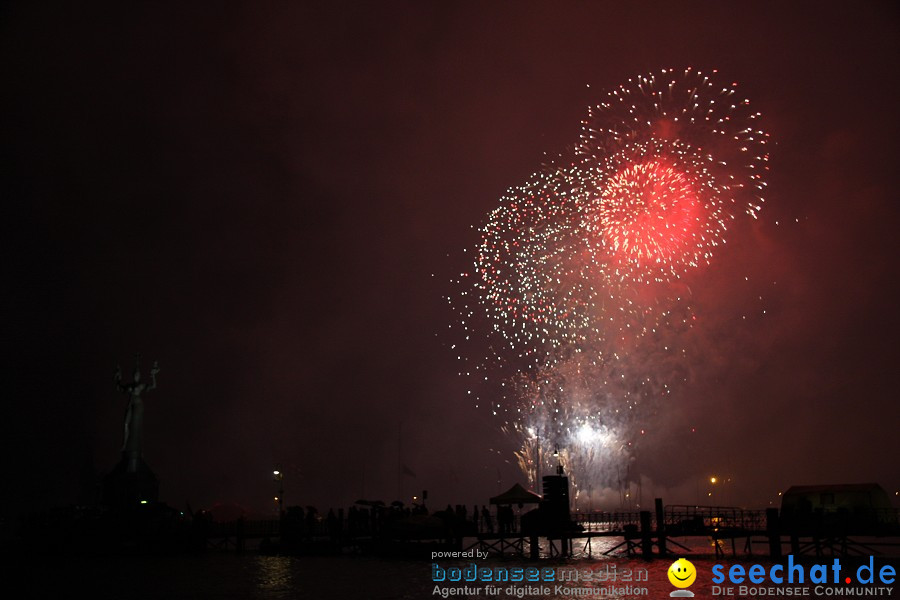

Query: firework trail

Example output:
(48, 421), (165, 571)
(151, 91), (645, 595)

(454, 68), (769, 502)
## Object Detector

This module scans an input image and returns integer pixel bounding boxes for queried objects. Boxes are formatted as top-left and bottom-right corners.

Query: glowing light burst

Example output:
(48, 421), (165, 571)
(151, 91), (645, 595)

(584, 140), (727, 284)
(453, 68), (769, 500)
(498, 327), (691, 500)
(505, 356), (651, 494)
(600, 160), (701, 266)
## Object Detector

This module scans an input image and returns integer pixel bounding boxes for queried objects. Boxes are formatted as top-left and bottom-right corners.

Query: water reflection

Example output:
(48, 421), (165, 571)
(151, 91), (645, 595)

(254, 556), (293, 597)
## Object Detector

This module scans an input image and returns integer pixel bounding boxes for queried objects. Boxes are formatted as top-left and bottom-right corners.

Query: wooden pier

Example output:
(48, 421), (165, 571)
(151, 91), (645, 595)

(200, 498), (900, 560)
(466, 499), (900, 560)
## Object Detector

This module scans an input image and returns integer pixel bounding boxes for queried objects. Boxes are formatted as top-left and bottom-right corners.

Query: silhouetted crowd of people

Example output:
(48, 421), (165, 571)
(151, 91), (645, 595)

(271, 500), (521, 548)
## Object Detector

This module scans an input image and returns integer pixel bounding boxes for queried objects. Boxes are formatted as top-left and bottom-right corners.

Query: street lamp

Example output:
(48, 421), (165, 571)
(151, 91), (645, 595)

(273, 469), (284, 517)
(708, 475), (735, 505)
(553, 444), (563, 475)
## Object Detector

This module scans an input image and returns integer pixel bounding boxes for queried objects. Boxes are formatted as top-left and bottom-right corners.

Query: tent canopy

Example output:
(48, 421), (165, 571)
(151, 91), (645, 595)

(490, 483), (542, 505)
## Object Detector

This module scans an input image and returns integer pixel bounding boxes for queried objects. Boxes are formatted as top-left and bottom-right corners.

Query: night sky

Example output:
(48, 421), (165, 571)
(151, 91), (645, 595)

(2, 2), (898, 519)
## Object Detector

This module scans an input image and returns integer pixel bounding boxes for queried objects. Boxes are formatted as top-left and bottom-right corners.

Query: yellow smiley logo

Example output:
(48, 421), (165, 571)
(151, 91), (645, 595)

(667, 558), (697, 589)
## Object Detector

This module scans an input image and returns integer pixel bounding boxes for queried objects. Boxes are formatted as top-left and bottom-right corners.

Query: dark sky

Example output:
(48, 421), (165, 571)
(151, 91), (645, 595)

(2, 1), (898, 517)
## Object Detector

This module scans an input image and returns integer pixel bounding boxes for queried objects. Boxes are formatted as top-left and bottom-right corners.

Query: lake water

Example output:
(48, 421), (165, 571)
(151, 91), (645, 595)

(9, 536), (899, 599)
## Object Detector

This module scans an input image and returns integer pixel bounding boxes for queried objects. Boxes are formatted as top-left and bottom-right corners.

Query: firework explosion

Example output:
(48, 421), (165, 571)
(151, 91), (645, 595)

(454, 68), (769, 504)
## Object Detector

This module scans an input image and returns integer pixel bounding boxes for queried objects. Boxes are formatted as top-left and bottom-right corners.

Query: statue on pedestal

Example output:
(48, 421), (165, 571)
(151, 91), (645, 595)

(115, 356), (159, 473)
(103, 355), (161, 507)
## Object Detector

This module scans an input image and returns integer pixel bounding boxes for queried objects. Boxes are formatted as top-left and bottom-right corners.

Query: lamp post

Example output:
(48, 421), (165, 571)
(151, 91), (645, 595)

(708, 475), (734, 505)
(273, 469), (284, 517)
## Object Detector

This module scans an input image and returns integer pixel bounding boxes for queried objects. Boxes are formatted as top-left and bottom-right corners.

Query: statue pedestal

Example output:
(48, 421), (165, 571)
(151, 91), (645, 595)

(102, 454), (159, 507)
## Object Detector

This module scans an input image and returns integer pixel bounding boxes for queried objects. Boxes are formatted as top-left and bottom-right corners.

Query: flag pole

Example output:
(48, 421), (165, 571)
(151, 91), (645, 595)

(398, 421), (403, 503)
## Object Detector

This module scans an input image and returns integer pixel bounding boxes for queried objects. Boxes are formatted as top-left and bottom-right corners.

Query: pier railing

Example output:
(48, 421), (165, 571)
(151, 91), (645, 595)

(570, 506), (769, 534)
(664, 505), (768, 533)
(572, 511), (642, 533)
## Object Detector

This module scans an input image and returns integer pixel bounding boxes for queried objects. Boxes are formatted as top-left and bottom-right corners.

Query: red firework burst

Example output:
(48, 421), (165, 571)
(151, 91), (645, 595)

(597, 159), (702, 269)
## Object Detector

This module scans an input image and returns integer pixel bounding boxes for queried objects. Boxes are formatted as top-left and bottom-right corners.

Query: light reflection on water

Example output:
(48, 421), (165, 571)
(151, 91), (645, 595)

(254, 556), (293, 598)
